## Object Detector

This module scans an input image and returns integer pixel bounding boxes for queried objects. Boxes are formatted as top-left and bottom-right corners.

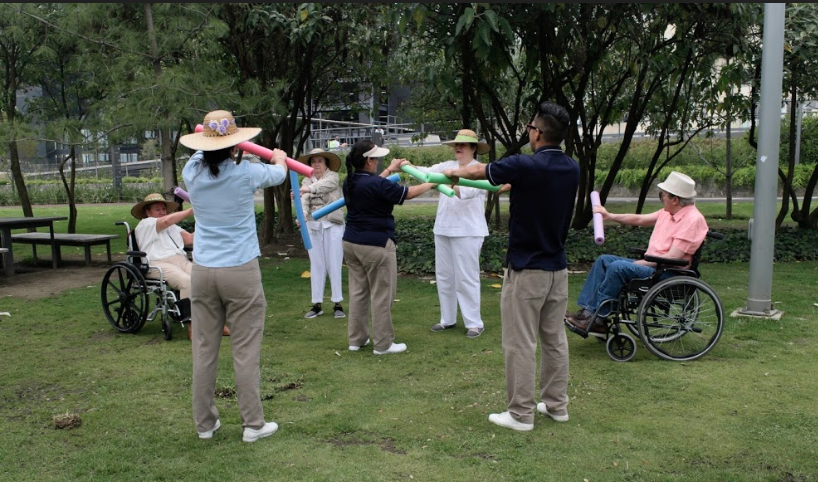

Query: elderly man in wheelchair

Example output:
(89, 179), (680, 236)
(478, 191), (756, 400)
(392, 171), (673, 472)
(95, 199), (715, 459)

(101, 193), (229, 340)
(565, 171), (724, 362)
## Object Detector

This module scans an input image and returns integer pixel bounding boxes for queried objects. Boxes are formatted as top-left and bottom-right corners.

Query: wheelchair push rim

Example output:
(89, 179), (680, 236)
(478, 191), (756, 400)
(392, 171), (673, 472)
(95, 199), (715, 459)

(637, 276), (724, 362)
(101, 262), (149, 333)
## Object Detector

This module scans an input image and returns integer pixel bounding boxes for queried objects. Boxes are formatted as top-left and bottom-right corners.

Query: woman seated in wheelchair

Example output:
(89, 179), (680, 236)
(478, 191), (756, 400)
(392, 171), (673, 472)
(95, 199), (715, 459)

(131, 193), (230, 339)
(564, 171), (709, 337)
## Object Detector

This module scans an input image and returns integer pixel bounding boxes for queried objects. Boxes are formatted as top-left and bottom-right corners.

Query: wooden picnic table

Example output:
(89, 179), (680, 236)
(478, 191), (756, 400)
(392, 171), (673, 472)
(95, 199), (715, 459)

(0, 216), (67, 276)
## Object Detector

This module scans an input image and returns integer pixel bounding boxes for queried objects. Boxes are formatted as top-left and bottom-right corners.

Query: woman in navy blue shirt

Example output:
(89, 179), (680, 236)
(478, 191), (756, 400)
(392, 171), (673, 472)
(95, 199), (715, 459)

(342, 140), (434, 355)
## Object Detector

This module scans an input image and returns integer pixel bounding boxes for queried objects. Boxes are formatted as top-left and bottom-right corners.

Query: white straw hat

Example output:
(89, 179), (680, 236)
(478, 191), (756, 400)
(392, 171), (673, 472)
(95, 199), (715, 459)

(657, 171), (697, 198)
(179, 110), (261, 151)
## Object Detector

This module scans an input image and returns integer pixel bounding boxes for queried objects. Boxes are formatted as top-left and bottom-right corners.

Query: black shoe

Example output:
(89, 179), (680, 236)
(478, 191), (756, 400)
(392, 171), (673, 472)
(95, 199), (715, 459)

(333, 304), (345, 319)
(305, 304), (323, 319)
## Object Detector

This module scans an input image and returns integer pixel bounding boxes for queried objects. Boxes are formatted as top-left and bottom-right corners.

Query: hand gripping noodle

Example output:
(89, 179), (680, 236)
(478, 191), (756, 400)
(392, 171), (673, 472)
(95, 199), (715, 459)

(311, 174), (401, 220)
(399, 165), (455, 197)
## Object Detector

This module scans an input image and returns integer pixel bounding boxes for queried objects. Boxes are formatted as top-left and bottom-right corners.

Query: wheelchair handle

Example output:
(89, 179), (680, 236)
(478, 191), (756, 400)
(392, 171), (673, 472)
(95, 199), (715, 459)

(706, 230), (724, 240)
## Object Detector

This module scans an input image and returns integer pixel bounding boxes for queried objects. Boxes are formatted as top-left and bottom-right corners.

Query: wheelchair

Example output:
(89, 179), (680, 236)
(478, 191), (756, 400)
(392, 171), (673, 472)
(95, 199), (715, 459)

(565, 230), (725, 362)
(100, 221), (188, 340)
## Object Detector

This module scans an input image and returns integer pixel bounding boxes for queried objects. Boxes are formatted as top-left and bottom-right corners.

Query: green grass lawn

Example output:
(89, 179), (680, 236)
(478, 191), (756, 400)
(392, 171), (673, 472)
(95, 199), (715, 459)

(2, 202), (818, 481)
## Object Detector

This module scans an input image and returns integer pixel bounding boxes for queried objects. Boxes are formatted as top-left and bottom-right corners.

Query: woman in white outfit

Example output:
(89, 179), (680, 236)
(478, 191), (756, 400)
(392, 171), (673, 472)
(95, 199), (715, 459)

(408, 129), (491, 338)
(295, 148), (346, 319)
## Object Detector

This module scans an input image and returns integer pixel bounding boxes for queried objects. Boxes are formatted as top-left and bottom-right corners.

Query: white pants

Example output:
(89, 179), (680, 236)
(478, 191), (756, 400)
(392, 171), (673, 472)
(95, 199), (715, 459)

(435, 235), (484, 329)
(307, 222), (345, 304)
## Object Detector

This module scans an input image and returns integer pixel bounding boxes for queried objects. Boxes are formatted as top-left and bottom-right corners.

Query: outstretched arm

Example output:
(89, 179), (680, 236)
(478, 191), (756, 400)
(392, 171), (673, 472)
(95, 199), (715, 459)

(156, 207), (194, 233)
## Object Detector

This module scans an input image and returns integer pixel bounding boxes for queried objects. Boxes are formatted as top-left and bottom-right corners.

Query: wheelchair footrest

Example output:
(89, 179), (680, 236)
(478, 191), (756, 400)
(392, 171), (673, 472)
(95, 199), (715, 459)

(564, 318), (589, 339)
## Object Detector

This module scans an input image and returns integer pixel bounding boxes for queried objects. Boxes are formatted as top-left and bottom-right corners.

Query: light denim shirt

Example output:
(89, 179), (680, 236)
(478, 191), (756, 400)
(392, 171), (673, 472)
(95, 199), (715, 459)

(182, 151), (286, 268)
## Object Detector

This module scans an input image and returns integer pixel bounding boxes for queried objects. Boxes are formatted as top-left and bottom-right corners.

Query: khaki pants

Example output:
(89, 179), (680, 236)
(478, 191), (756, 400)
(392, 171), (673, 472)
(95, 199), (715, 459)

(501, 268), (570, 424)
(147, 254), (192, 299)
(190, 258), (267, 432)
(343, 240), (397, 352)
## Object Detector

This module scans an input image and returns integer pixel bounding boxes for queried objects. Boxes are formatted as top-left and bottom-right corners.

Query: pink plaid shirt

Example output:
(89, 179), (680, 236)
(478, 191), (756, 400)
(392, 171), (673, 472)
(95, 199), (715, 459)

(645, 205), (709, 266)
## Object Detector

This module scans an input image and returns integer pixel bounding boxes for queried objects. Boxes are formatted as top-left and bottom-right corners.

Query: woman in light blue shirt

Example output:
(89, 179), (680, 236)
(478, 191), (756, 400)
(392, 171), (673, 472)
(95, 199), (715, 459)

(179, 110), (287, 444)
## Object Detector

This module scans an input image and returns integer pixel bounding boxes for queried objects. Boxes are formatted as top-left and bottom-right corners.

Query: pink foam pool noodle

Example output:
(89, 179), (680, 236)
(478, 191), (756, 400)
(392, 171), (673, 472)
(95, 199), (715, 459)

(590, 191), (604, 245)
(194, 124), (313, 177)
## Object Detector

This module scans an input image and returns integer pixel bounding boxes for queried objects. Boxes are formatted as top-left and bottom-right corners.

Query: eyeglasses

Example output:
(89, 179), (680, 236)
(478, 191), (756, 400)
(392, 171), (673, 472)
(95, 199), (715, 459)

(525, 124), (543, 134)
(659, 191), (676, 201)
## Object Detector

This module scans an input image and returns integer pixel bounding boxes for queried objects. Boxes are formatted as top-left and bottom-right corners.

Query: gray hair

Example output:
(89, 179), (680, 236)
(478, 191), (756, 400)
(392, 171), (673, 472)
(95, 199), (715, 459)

(678, 197), (695, 207)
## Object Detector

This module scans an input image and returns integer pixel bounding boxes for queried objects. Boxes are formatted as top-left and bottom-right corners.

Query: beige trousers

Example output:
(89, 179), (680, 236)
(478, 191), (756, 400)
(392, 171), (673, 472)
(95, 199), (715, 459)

(343, 240), (398, 352)
(147, 254), (192, 300)
(190, 258), (267, 433)
(500, 268), (570, 424)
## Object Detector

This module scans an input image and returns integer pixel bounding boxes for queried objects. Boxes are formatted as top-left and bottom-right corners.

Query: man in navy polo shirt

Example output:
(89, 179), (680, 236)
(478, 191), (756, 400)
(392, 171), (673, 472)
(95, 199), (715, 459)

(443, 101), (579, 431)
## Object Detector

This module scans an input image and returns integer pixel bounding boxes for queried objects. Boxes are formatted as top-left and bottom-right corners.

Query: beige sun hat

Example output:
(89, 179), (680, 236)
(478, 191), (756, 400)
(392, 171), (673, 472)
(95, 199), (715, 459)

(441, 129), (490, 155)
(131, 193), (180, 220)
(179, 110), (261, 151)
(657, 171), (697, 198)
(297, 148), (342, 172)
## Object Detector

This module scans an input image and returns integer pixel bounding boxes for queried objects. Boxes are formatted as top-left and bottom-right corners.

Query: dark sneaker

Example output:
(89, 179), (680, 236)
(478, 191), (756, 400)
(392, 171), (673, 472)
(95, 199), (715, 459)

(466, 327), (484, 338)
(333, 304), (346, 319)
(431, 323), (456, 332)
(305, 304), (323, 319)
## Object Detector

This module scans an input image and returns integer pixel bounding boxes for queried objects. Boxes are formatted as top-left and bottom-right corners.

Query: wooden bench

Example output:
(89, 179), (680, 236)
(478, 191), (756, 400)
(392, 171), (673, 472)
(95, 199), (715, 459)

(11, 233), (119, 267)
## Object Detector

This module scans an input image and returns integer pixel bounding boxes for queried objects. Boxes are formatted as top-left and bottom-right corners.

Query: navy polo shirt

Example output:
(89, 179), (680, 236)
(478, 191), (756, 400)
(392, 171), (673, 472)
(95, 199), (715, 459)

(342, 172), (409, 247)
(486, 145), (579, 271)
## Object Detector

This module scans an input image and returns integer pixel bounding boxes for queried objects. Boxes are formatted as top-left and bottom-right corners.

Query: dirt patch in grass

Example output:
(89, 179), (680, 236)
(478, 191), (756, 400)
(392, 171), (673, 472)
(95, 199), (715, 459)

(0, 257), (109, 300)
(1, 235), (309, 301)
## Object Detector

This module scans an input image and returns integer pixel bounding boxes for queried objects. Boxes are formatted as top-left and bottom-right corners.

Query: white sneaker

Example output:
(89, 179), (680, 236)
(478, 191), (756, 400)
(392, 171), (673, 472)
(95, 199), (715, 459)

(537, 402), (569, 422)
(197, 419), (221, 439)
(242, 421), (278, 443)
(488, 411), (533, 431)
(348, 338), (370, 351)
(373, 342), (407, 355)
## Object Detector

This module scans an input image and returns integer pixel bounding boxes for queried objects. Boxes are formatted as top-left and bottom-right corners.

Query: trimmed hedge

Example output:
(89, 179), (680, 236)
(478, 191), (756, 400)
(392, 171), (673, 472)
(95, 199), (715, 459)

(394, 218), (818, 275)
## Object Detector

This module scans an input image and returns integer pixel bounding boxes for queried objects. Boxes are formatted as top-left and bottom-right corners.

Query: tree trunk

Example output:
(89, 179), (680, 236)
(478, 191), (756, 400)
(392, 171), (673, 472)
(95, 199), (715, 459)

(144, 3), (175, 200)
(58, 148), (78, 233)
(725, 118), (733, 220)
(8, 141), (33, 217)
(776, 82), (797, 231)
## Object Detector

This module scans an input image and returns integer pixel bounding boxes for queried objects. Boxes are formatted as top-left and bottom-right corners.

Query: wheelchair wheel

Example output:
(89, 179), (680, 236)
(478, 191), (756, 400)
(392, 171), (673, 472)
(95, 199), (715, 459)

(637, 277), (724, 361)
(606, 333), (636, 362)
(101, 262), (149, 333)
(161, 314), (173, 341)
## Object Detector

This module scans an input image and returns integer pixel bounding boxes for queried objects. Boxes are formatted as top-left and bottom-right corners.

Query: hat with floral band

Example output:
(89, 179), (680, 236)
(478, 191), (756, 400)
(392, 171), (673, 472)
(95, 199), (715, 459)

(179, 110), (261, 152)
(131, 192), (180, 220)
(297, 148), (342, 172)
(441, 129), (490, 155)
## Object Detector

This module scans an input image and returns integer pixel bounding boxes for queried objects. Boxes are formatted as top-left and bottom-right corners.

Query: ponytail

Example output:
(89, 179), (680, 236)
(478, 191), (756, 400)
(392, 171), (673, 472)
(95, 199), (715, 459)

(345, 140), (376, 199)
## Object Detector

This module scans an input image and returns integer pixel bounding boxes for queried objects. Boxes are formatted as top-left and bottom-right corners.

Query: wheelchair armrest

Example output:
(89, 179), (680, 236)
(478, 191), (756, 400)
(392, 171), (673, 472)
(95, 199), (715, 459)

(628, 247), (647, 257)
(644, 254), (688, 267)
(127, 250), (147, 258)
(706, 230), (724, 240)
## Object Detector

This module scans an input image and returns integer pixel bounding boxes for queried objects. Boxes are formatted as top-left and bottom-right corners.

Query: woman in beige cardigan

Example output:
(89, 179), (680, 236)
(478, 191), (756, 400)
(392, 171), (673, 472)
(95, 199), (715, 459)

(296, 148), (346, 319)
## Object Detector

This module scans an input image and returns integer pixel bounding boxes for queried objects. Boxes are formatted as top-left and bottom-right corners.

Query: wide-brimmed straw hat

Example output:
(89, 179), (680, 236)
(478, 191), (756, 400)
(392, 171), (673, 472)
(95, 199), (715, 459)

(179, 110), (261, 151)
(657, 171), (697, 199)
(441, 129), (490, 155)
(131, 193), (180, 220)
(297, 148), (342, 172)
